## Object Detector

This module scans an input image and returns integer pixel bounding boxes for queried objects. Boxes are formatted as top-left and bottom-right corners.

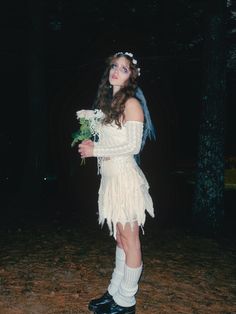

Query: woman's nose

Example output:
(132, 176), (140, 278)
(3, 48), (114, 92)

(114, 67), (119, 74)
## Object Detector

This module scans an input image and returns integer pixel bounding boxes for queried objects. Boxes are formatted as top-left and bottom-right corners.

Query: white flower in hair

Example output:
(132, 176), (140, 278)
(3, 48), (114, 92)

(115, 51), (123, 56)
(137, 68), (141, 76)
(124, 52), (133, 58)
(132, 59), (137, 65)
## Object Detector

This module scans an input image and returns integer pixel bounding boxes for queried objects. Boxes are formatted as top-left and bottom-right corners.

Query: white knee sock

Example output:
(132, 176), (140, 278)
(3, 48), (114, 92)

(107, 246), (126, 296)
(113, 263), (143, 307)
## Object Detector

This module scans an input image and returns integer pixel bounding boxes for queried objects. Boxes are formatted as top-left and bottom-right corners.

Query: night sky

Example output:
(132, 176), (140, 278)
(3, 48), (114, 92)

(1, 0), (236, 228)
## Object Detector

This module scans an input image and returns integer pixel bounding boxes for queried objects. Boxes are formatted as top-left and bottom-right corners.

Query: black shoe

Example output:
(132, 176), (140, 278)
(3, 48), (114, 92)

(88, 291), (113, 312)
(95, 299), (135, 314)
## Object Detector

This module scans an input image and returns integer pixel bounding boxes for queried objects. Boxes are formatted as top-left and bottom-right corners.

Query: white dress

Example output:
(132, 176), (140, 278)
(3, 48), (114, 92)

(76, 109), (155, 238)
(94, 121), (154, 238)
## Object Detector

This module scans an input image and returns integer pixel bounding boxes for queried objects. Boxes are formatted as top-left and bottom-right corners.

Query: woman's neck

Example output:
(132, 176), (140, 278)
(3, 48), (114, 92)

(113, 85), (121, 95)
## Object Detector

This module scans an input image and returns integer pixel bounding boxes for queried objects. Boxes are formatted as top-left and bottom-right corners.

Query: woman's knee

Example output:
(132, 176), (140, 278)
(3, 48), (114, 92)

(117, 223), (141, 252)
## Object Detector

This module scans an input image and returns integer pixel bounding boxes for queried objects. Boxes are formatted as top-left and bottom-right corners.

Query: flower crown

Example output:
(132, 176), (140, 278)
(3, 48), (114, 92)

(114, 51), (141, 76)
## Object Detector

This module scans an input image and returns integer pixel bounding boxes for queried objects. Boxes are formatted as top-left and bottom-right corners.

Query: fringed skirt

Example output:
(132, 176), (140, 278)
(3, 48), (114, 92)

(98, 156), (155, 238)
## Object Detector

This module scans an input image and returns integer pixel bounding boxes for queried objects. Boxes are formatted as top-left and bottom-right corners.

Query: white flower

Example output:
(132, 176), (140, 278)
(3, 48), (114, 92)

(94, 109), (104, 119)
(124, 52), (133, 58)
(76, 110), (86, 119)
(137, 68), (141, 76)
(76, 109), (97, 120)
(132, 59), (137, 65)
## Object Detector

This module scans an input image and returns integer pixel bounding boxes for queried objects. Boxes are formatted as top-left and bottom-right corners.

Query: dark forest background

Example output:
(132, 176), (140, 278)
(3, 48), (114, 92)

(1, 0), (236, 235)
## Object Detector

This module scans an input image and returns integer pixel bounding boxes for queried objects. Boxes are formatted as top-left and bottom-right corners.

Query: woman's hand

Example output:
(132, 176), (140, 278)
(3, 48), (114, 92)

(78, 140), (94, 158)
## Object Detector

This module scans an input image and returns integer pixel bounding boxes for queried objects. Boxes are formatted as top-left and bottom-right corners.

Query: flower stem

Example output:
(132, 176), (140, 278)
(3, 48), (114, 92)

(80, 158), (86, 165)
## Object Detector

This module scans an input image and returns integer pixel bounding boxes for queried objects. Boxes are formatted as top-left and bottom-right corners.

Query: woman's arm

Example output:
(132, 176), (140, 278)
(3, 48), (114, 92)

(93, 120), (143, 157)
(78, 98), (144, 158)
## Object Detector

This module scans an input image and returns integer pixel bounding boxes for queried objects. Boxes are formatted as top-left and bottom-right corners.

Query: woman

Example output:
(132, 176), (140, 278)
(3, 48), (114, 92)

(78, 52), (155, 314)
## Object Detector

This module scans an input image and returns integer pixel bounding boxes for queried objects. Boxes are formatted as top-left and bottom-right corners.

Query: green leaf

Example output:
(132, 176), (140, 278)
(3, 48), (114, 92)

(70, 117), (92, 148)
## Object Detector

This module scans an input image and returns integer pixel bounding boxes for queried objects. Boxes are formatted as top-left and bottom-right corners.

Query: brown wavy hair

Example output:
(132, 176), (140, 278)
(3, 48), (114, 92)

(94, 54), (140, 128)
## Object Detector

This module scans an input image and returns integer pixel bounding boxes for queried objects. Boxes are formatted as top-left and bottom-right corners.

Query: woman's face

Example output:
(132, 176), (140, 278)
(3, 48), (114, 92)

(109, 56), (131, 88)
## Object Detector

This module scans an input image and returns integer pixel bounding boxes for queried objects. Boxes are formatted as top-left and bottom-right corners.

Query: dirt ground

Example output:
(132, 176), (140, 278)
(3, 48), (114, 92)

(0, 220), (235, 314)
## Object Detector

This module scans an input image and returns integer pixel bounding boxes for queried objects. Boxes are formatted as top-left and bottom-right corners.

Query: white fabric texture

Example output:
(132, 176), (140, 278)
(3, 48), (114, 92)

(108, 246), (126, 296)
(93, 119), (154, 238)
(93, 121), (143, 157)
(113, 263), (143, 307)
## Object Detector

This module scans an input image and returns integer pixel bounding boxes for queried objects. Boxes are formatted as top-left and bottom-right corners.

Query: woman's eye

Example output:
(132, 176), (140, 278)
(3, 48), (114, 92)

(111, 64), (117, 69)
(122, 67), (128, 73)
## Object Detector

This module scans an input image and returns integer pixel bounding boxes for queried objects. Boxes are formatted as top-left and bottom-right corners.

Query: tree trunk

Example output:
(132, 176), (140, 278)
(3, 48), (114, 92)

(192, 0), (227, 234)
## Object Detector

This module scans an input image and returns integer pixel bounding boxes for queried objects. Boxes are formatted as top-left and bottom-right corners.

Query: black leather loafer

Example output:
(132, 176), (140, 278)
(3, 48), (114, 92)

(95, 299), (135, 314)
(88, 291), (113, 312)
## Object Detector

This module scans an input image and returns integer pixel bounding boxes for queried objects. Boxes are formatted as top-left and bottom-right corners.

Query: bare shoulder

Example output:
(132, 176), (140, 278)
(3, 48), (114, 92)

(124, 97), (144, 122)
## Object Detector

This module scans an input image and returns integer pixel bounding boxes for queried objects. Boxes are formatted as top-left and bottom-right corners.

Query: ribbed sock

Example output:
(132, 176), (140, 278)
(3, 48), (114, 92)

(107, 246), (126, 296)
(113, 263), (143, 307)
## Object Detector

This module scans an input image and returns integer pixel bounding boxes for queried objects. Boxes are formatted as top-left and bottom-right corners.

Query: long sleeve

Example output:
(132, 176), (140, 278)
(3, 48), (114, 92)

(93, 121), (143, 157)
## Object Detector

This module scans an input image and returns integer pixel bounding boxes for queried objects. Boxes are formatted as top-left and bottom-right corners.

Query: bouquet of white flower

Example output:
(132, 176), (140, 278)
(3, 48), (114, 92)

(71, 109), (103, 164)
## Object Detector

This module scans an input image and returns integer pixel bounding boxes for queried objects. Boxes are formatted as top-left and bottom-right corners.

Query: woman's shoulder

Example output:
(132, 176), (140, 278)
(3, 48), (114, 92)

(125, 97), (141, 107)
(124, 97), (144, 121)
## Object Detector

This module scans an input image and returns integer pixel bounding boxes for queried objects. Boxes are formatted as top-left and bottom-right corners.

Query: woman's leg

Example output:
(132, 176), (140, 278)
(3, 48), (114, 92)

(116, 222), (141, 268)
(107, 229), (126, 296)
(116, 228), (124, 250)
(90, 224), (141, 313)
(110, 222), (142, 309)
(88, 229), (126, 312)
